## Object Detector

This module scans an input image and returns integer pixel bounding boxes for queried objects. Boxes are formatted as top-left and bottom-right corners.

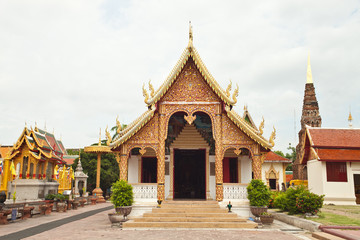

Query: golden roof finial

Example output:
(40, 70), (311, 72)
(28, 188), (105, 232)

(188, 21), (193, 49)
(25, 121), (27, 127)
(306, 53), (313, 84)
(189, 21), (193, 42)
(105, 125), (112, 146)
(98, 128), (101, 146)
(226, 80), (232, 97)
(232, 84), (239, 104)
(269, 126), (276, 147)
(44, 121), (47, 130)
(142, 83), (149, 104)
(259, 117), (265, 135)
(116, 116), (122, 134)
(149, 80), (155, 98)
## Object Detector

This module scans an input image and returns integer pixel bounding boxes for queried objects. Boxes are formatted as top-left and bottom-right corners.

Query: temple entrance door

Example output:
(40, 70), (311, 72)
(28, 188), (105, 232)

(174, 149), (206, 199)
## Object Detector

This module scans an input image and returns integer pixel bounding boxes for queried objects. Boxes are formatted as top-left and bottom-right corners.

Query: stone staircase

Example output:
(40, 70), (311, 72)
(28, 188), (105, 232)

(123, 201), (257, 229)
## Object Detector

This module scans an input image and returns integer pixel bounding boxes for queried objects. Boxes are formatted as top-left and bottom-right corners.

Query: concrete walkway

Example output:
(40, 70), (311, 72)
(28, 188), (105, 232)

(0, 202), (315, 240)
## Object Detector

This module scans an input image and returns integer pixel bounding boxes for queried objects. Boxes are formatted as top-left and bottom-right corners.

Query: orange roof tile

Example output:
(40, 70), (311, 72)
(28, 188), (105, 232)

(315, 148), (360, 161)
(265, 151), (291, 162)
(308, 128), (360, 148)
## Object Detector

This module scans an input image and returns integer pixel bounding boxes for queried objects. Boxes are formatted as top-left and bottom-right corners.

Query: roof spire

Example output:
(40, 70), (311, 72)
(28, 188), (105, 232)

(188, 21), (193, 49)
(348, 107), (353, 128)
(44, 121), (47, 130)
(98, 128), (102, 146)
(306, 53), (313, 84)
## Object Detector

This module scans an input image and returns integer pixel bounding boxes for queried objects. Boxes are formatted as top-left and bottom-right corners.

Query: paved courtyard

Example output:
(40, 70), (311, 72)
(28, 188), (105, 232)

(0, 202), (313, 240)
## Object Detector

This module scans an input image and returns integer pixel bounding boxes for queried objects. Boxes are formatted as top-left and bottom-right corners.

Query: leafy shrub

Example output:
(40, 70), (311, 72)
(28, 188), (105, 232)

(247, 179), (271, 207)
(110, 180), (134, 208)
(296, 191), (324, 215)
(285, 185), (307, 214)
(55, 193), (66, 202)
(45, 194), (56, 200)
(273, 191), (287, 211)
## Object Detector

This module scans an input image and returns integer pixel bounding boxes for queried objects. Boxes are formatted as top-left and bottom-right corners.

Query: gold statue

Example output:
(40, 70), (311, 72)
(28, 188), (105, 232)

(226, 80), (232, 97)
(232, 84), (239, 104)
(269, 126), (276, 147)
(142, 83), (149, 103)
(116, 116), (122, 134)
(105, 126), (112, 146)
(149, 80), (155, 98)
(259, 117), (264, 135)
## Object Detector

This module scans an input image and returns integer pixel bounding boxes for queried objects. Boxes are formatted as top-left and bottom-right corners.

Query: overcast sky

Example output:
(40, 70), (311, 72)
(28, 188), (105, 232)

(1, 0), (360, 154)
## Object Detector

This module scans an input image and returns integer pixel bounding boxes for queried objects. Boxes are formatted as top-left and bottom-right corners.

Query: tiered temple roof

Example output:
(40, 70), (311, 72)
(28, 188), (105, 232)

(5, 126), (69, 164)
(110, 27), (273, 150)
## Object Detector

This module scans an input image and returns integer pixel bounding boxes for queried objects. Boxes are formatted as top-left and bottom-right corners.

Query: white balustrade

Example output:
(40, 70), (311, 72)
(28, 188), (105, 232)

(131, 183), (157, 199)
(223, 183), (248, 200)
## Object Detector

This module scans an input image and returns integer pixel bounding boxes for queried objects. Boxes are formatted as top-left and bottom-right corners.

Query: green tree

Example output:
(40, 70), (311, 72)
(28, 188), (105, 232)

(285, 144), (296, 171)
(72, 151), (119, 197)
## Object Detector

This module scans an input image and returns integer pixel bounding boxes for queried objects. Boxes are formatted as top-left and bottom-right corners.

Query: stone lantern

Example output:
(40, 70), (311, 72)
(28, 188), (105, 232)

(74, 156), (88, 197)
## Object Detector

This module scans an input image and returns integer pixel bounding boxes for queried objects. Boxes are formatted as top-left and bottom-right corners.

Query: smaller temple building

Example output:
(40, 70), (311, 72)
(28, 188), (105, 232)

(262, 151), (291, 191)
(0, 125), (74, 202)
(300, 126), (360, 205)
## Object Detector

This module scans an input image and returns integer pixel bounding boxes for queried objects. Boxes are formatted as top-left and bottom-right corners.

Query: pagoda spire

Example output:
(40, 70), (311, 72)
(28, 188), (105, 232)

(187, 21), (193, 49)
(348, 110), (353, 128)
(306, 54), (313, 84)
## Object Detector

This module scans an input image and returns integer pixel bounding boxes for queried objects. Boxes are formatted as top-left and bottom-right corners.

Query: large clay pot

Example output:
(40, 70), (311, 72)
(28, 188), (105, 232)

(108, 212), (124, 224)
(260, 214), (274, 224)
(72, 201), (79, 210)
(250, 206), (268, 217)
(56, 202), (66, 212)
(115, 206), (132, 219)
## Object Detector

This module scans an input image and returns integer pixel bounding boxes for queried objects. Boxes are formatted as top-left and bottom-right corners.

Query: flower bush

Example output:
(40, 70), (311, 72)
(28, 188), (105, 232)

(296, 191), (324, 215)
(284, 185), (308, 214)
(247, 179), (271, 207)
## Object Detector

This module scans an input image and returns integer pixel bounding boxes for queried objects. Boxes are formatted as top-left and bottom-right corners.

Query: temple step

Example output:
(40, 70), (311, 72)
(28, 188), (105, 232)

(152, 208), (228, 213)
(123, 201), (257, 229)
(133, 217), (247, 222)
(143, 212), (239, 218)
(123, 221), (257, 228)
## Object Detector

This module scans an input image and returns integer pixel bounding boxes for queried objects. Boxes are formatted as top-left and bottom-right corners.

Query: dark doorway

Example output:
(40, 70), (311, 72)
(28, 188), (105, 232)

(174, 149), (206, 199)
(141, 157), (157, 183)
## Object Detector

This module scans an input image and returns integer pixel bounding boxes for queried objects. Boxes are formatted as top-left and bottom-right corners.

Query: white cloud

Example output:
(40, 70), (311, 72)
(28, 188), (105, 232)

(1, 0), (360, 154)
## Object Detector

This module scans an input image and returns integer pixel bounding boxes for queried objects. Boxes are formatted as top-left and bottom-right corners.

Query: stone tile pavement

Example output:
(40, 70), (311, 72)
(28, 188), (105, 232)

(0, 202), (315, 240)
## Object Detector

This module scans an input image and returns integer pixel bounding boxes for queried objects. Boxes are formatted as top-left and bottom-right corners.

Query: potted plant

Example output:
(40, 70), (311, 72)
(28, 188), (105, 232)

(259, 212), (274, 224)
(109, 180), (134, 223)
(55, 193), (67, 212)
(247, 179), (271, 218)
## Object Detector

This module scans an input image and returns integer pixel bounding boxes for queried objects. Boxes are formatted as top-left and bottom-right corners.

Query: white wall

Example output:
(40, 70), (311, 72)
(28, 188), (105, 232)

(307, 159), (323, 195)
(323, 162), (356, 205)
(308, 160), (356, 205)
(128, 155), (139, 183)
(240, 156), (252, 184)
(262, 162), (286, 189)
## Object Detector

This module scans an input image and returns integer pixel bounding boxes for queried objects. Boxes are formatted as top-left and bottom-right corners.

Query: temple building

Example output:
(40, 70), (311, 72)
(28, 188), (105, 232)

(300, 127), (360, 205)
(293, 55), (322, 180)
(262, 151), (291, 191)
(0, 125), (73, 201)
(105, 25), (276, 202)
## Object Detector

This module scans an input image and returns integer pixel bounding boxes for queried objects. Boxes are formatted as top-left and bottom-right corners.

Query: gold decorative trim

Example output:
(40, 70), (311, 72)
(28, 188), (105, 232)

(84, 145), (112, 153)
